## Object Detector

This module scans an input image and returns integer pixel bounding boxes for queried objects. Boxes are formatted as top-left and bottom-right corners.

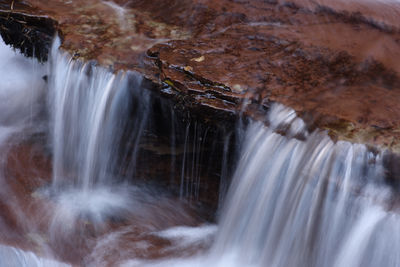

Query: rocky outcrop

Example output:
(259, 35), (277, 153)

(0, 5), (55, 61)
(1, 0), (400, 153)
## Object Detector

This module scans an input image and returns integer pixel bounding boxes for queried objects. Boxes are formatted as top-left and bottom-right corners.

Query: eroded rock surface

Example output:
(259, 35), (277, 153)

(1, 0), (400, 151)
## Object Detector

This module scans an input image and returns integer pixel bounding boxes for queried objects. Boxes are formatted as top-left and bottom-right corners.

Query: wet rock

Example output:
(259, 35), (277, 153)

(0, 10), (56, 61)
(1, 0), (400, 152)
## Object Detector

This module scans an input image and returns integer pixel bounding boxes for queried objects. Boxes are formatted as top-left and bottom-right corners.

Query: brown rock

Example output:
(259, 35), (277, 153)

(1, 0), (400, 151)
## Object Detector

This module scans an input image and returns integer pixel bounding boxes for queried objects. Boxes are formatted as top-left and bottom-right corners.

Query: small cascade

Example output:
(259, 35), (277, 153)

(45, 38), (234, 218)
(125, 104), (400, 267)
(48, 38), (148, 191)
(209, 104), (400, 267)
(2, 30), (400, 266)
(42, 37), (154, 226)
(174, 119), (236, 208)
(0, 36), (222, 265)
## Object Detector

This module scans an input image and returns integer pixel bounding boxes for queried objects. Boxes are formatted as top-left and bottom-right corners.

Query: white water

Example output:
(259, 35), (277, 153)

(124, 105), (400, 267)
(0, 245), (69, 267)
(49, 38), (133, 190)
(210, 116), (395, 267)
(0, 40), (46, 138)
(0, 39), (70, 266)
(1, 34), (400, 266)
(45, 37), (155, 225)
(210, 108), (400, 267)
(0, 37), (209, 266)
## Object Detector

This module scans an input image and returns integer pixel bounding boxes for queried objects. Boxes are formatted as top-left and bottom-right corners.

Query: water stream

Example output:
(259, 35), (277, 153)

(126, 105), (400, 267)
(210, 119), (398, 267)
(0, 35), (399, 267)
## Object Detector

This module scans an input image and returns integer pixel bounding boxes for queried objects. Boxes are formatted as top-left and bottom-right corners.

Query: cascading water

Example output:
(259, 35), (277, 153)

(0, 35), (69, 266)
(44, 37), (228, 228)
(45, 37), (152, 225)
(48, 37), (151, 190)
(207, 106), (400, 267)
(125, 105), (400, 267)
(210, 114), (395, 267)
(0, 37), (219, 265)
(1, 32), (400, 267)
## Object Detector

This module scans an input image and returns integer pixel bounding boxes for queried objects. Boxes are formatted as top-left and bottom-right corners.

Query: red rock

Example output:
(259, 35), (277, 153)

(1, 0), (400, 151)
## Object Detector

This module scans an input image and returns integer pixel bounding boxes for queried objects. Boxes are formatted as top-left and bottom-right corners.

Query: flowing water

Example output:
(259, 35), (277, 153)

(0, 34), (400, 267)
(210, 119), (398, 267)
(46, 37), (150, 222)
(126, 105), (400, 267)
(0, 37), (225, 266)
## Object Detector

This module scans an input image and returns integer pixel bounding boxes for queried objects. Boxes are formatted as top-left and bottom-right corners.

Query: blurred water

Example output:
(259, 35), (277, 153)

(49, 38), (138, 190)
(0, 23), (400, 266)
(0, 39), (67, 266)
(46, 37), (153, 225)
(0, 39), (46, 138)
(210, 115), (396, 267)
(0, 37), (212, 266)
(124, 105), (400, 267)
(209, 106), (400, 267)
(0, 245), (69, 267)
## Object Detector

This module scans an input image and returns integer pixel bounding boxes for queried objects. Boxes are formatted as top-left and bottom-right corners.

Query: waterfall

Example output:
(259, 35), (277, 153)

(125, 104), (400, 267)
(48, 37), (148, 190)
(40, 37), (159, 230)
(208, 105), (399, 267)
(1, 33), (400, 266)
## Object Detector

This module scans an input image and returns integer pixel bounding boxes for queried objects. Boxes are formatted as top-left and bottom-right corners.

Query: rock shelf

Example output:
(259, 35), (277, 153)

(1, 0), (400, 152)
